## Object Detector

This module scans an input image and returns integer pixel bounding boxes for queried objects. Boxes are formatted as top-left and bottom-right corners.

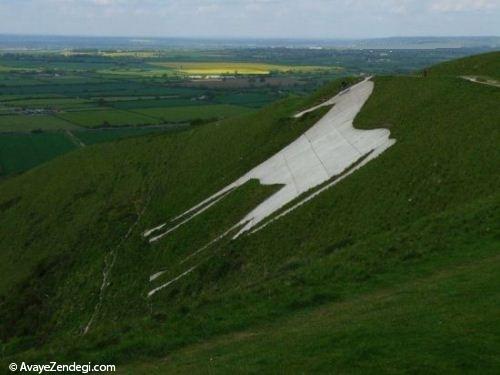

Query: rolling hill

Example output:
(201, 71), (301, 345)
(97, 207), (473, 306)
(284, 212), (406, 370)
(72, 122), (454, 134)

(0, 53), (499, 374)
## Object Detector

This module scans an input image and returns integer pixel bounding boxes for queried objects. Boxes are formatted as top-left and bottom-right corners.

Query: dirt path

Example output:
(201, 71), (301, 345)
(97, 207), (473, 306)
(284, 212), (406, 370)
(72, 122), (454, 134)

(83, 200), (149, 335)
(65, 130), (86, 148)
(462, 76), (500, 88)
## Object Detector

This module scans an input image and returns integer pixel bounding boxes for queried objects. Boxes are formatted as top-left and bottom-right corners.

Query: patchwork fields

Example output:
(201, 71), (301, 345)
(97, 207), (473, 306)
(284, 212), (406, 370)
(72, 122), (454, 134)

(1, 52), (328, 177)
(0, 47), (476, 178)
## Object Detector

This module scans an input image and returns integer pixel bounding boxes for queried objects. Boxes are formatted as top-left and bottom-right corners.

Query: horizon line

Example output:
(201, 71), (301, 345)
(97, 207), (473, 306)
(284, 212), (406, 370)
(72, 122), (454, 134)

(1, 32), (500, 41)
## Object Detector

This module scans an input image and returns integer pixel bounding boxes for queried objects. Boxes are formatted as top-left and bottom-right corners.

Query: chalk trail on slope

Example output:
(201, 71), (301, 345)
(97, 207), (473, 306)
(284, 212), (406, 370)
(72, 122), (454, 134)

(148, 266), (197, 297)
(463, 76), (500, 88)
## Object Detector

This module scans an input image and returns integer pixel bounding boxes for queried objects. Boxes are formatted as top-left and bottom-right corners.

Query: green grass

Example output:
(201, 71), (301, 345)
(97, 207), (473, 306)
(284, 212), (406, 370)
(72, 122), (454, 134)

(0, 132), (76, 175)
(3, 97), (95, 110)
(122, 225), (500, 374)
(57, 108), (159, 128)
(0, 81), (201, 98)
(134, 104), (255, 122)
(0, 126), (188, 177)
(0, 114), (79, 132)
(111, 98), (201, 110)
(0, 91), (325, 297)
(0, 53), (499, 373)
(213, 91), (280, 108)
(429, 51), (500, 80)
(73, 125), (188, 145)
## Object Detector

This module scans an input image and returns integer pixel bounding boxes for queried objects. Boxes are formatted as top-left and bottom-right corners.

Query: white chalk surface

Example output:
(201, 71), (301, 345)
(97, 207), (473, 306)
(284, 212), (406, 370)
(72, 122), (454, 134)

(145, 78), (395, 243)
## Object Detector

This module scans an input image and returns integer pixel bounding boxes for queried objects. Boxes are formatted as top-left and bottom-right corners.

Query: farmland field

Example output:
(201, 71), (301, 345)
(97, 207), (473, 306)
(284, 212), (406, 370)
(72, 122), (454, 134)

(134, 104), (254, 122)
(57, 108), (158, 128)
(0, 132), (75, 175)
(0, 52), (297, 175)
(111, 98), (204, 110)
(0, 114), (79, 132)
(0, 46), (489, 178)
(0, 125), (186, 176)
(3, 97), (94, 109)
(151, 62), (337, 75)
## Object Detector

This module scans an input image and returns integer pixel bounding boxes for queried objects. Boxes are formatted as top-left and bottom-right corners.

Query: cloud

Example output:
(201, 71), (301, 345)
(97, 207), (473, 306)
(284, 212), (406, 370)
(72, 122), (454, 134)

(429, 0), (499, 12)
(0, 0), (499, 38)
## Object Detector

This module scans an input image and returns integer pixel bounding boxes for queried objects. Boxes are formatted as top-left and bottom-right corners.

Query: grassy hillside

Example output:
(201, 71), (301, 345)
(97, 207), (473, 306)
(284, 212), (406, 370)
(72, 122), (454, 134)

(0, 54), (499, 373)
(429, 50), (500, 80)
(0, 85), (332, 343)
(0, 126), (187, 177)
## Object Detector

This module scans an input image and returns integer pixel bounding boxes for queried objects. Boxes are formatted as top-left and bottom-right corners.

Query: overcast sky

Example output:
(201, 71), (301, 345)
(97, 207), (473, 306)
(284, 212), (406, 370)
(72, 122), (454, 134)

(0, 0), (499, 39)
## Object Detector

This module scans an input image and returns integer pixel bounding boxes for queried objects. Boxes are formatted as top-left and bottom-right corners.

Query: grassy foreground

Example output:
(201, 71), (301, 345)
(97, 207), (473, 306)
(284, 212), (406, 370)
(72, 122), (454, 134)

(0, 53), (499, 373)
(124, 228), (500, 373)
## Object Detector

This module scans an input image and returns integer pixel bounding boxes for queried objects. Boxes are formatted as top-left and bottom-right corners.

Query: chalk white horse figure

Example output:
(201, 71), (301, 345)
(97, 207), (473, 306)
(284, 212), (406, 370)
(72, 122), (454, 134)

(144, 78), (395, 243)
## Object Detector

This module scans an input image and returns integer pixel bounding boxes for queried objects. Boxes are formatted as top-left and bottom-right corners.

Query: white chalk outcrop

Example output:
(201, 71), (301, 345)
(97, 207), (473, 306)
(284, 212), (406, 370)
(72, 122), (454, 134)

(145, 78), (395, 243)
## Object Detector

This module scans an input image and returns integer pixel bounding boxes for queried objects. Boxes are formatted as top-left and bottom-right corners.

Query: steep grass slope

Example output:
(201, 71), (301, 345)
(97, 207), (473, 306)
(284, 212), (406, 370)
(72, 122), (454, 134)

(429, 50), (500, 79)
(0, 53), (499, 373)
(0, 78), (352, 360)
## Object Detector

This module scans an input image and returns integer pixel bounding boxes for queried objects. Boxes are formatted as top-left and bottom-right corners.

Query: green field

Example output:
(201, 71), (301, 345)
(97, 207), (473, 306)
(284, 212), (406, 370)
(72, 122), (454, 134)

(0, 132), (75, 175)
(0, 48), (340, 178)
(0, 82), (202, 98)
(0, 126), (188, 176)
(0, 53), (298, 175)
(214, 91), (281, 108)
(4, 97), (94, 110)
(134, 104), (255, 122)
(0, 114), (79, 132)
(111, 98), (204, 110)
(57, 108), (158, 128)
(74, 125), (188, 145)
